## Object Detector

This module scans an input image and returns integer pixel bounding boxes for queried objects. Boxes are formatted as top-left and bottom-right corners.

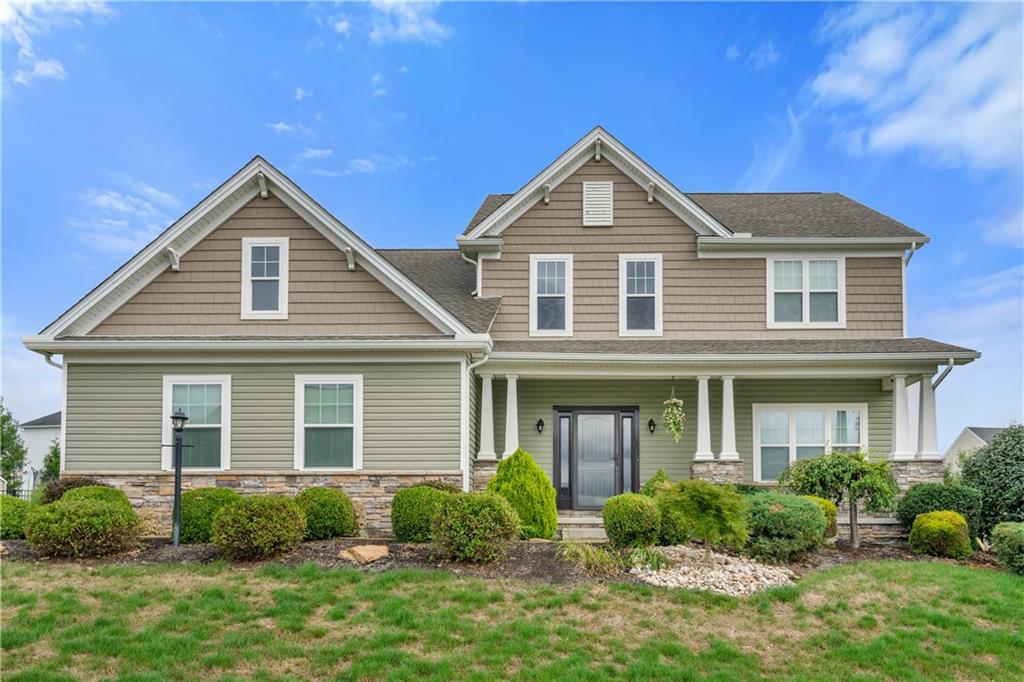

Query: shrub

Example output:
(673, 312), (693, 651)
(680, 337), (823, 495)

(432, 492), (520, 563)
(180, 488), (241, 544)
(0, 495), (30, 539)
(653, 493), (691, 546)
(908, 511), (972, 559)
(211, 495), (307, 561)
(802, 495), (838, 538)
(556, 542), (622, 575)
(896, 482), (982, 541)
(392, 485), (450, 542)
(746, 493), (827, 563)
(663, 480), (748, 563)
(991, 522), (1024, 575)
(640, 469), (672, 497)
(416, 479), (461, 494)
(296, 488), (357, 540)
(735, 484), (774, 496)
(603, 493), (660, 548)
(25, 499), (141, 557)
(40, 476), (108, 505)
(61, 485), (133, 513)
(962, 424), (1024, 537)
(626, 546), (669, 570)
(486, 448), (557, 539)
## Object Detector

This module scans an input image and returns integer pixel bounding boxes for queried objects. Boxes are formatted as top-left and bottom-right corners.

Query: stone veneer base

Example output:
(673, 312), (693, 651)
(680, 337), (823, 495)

(472, 459), (500, 491)
(690, 460), (744, 484)
(70, 471), (464, 537)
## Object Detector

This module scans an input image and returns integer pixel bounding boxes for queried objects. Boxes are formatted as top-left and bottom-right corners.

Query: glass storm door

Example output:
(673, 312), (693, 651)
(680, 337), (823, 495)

(553, 408), (639, 510)
(576, 413), (616, 508)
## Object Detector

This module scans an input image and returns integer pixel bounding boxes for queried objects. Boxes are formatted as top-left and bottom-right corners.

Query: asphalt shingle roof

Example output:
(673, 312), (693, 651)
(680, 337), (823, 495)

(967, 427), (1006, 443)
(492, 338), (976, 356)
(21, 411), (61, 428)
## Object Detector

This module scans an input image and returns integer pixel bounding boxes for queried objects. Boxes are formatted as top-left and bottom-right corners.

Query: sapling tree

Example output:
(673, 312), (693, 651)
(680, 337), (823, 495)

(0, 400), (27, 493)
(665, 479), (748, 564)
(779, 451), (897, 548)
(42, 438), (61, 484)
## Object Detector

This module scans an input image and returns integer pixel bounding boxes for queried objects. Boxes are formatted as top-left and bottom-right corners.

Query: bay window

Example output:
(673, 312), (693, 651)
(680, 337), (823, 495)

(768, 258), (845, 328)
(754, 404), (867, 482)
(294, 375), (363, 470)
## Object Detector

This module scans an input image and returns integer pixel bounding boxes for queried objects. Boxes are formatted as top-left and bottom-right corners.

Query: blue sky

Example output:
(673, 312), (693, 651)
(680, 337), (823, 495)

(3, 1), (1022, 449)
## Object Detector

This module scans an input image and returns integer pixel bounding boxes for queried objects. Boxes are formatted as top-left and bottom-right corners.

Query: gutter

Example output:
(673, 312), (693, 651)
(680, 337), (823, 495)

(487, 350), (980, 365)
(23, 335), (494, 353)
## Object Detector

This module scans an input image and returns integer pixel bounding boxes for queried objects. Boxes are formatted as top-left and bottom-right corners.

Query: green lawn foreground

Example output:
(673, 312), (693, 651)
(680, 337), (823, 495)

(1, 560), (1021, 681)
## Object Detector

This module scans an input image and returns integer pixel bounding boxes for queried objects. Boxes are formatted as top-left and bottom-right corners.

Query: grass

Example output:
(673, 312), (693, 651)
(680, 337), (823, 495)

(1, 559), (1022, 680)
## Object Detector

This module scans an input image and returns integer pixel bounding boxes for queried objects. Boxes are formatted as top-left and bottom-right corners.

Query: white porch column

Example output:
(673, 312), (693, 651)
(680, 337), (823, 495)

(503, 375), (519, 456)
(917, 373), (939, 459)
(477, 374), (496, 460)
(694, 376), (714, 460)
(891, 374), (913, 460)
(719, 376), (739, 460)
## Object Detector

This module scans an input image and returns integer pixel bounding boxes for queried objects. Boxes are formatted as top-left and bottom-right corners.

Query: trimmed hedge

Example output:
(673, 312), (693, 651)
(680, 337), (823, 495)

(909, 510), (972, 559)
(392, 485), (450, 542)
(211, 496), (307, 561)
(40, 477), (108, 505)
(61, 485), (133, 513)
(603, 493), (660, 548)
(25, 498), (142, 558)
(802, 495), (838, 538)
(0, 495), (30, 539)
(962, 424), (1024, 537)
(654, 494), (691, 546)
(487, 448), (557, 539)
(640, 470), (672, 497)
(180, 488), (241, 544)
(432, 492), (521, 562)
(296, 488), (357, 540)
(416, 479), (461, 494)
(896, 482), (982, 540)
(746, 493), (826, 563)
(991, 522), (1024, 575)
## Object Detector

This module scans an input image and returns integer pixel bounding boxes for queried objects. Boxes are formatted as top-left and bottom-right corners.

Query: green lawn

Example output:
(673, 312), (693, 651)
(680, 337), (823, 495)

(1, 559), (1021, 681)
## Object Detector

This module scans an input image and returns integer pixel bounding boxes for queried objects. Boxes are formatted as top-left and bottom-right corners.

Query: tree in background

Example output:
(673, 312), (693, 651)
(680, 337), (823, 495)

(42, 438), (61, 484)
(780, 451), (898, 549)
(962, 424), (1024, 537)
(0, 400), (28, 493)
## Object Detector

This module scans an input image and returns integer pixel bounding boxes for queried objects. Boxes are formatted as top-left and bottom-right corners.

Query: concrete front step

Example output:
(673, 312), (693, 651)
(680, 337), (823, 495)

(557, 515), (606, 542)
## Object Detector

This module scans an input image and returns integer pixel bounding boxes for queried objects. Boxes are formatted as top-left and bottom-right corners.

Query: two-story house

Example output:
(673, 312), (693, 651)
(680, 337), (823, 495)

(24, 127), (979, 533)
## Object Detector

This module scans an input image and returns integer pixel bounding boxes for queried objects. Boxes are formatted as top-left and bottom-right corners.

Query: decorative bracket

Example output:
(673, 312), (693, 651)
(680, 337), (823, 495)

(647, 181), (655, 204)
(595, 140), (602, 162)
(542, 184), (551, 205)
(342, 247), (356, 271)
(166, 247), (181, 272)
(257, 172), (269, 199)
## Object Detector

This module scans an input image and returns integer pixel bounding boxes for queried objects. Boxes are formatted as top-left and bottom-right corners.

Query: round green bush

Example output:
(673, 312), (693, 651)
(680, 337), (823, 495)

(0, 495), (31, 539)
(802, 495), (838, 538)
(961, 424), (1024, 537)
(295, 487), (357, 540)
(180, 488), (241, 544)
(432, 492), (521, 562)
(40, 476), (108, 505)
(746, 493), (827, 563)
(487, 448), (557, 539)
(654, 493), (691, 546)
(603, 493), (660, 548)
(211, 495), (307, 561)
(896, 482), (982, 541)
(991, 522), (1024, 575)
(640, 469), (672, 497)
(392, 485), (450, 542)
(909, 510), (972, 559)
(25, 498), (142, 558)
(416, 479), (462, 494)
(61, 485), (133, 513)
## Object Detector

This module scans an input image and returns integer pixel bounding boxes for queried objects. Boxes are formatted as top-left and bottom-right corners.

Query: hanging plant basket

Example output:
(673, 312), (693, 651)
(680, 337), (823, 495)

(662, 388), (686, 443)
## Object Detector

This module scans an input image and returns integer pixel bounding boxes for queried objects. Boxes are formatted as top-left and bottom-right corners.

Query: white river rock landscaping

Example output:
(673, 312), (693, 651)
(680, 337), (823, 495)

(630, 545), (797, 596)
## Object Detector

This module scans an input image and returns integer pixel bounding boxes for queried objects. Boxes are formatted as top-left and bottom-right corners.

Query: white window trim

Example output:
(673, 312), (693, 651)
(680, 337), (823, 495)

(619, 253), (663, 337)
(294, 374), (364, 471)
(161, 374), (231, 471)
(241, 237), (289, 320)
(529, 254), (573, 337)
(582, 181), (614, 226)
(766, 256), (846, 329)
(752, 403), (868, 483)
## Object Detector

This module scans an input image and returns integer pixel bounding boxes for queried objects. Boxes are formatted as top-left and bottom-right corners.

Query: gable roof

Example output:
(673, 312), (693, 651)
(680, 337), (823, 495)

(966, 426), (1005, 443)
(21, 411), (61, 428)
(35, 157), (476, 339)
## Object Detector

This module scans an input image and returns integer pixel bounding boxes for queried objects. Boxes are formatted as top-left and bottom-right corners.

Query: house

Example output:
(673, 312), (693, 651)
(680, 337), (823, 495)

(943, 426), (1005, 475)
(19, 411), (61, 491)
(23, 127), (979, 533)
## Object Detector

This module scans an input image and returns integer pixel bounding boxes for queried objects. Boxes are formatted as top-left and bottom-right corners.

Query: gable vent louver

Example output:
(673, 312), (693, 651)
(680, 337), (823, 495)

(582, 181), (614, 226)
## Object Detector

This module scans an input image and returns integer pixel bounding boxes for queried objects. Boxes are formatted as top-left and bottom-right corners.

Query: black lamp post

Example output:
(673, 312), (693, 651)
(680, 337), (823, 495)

(170, 410), (188, 546)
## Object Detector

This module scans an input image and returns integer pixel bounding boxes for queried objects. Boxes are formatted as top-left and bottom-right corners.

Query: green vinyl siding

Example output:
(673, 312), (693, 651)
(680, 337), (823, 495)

(65, 361), (462, 472)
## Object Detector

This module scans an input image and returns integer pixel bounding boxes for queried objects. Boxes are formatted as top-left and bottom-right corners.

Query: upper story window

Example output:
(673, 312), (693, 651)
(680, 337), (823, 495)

(619, 254), (662, 336)
(529, 254), (573, 336)
(242, 237), (289, 320)
(767, 257), (845, 328)
(162, 375), (231, 471)
(582, 181), (613, 226)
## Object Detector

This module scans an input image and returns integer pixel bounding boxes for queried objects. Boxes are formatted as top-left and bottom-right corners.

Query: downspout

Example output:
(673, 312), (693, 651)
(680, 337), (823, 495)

(42, 352), (63, 370)
(461, 251), (480, 297)
(932, 358), (955, 389)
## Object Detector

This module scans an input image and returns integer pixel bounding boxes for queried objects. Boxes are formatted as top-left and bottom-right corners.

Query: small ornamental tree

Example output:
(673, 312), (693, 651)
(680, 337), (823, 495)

(487, 448), (557, 539)
(41, 439), (61, 484)
(664, 480), (748, 563)
(962, 424), (1024, 537)
(0, 401), (27, 493)
(780, 451), (898, 548)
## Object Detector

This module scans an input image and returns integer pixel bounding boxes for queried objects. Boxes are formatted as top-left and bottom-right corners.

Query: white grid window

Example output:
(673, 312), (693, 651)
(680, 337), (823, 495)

(294, 375), (363, 470)
(768, 258), (845, 328)
(754, 404), (867, 482)
(242, 237), (289, 319)
(529, 255), (573, 336)
(619, 254), (662, 336)
(161, 375), (231, 471)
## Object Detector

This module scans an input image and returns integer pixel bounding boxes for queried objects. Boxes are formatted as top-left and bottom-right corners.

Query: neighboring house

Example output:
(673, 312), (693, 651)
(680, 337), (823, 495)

(943, 426), (1005, 475)
(19, 411), (61, 491)
(23, 127), (980, 533)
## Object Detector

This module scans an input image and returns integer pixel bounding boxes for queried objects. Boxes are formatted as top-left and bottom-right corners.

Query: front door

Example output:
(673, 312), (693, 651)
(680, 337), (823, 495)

(553, 407), (639, 510)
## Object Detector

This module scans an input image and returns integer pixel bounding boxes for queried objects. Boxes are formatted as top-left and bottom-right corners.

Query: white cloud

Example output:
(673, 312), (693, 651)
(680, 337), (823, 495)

(369, 1), (452, 45)
(958, 264), (1024, 300)
(264, 121), (312, 135)
(69, 176), (180, 255)
(12, 57), (66, 85)
(332, 17), (350, 35)
(812, 3), (1023, 171)
(310, 153), (414, 177)
(372, 72), (383, 84)
(737, 108), (805, 191)
(293, 86), (311, 101)
(725, 44), (740, 61)
(974, 206), (1024, 249)
(747, 40), (781, 71)
(372, 87), (387, 97)
(398, 65), (410, 74)
(297, 147), (332, 161)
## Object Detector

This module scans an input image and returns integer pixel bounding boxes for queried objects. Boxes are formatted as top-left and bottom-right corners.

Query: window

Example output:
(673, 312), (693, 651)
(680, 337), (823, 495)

(294, 375), (363, 470)
(582, 181), (613, 226)
(619, 254), (662, 336)
(529, 255), (573, 336)
(753, 404), (867, 482)
(767, 258), (845, 328)
(242, 237), (289, 319)
(162, 375), (231, 470)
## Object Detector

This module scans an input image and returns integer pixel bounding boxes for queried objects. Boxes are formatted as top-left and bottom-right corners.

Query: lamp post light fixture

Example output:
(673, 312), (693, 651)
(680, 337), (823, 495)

(170, 410), (188, 546)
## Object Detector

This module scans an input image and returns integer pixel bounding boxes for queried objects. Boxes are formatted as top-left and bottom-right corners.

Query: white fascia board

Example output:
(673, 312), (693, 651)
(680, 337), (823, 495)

(23, 334), (492, 353)
(698, 236), (928, 259)
(486, 350), (980, 365)
(462, 126), (733, 241)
